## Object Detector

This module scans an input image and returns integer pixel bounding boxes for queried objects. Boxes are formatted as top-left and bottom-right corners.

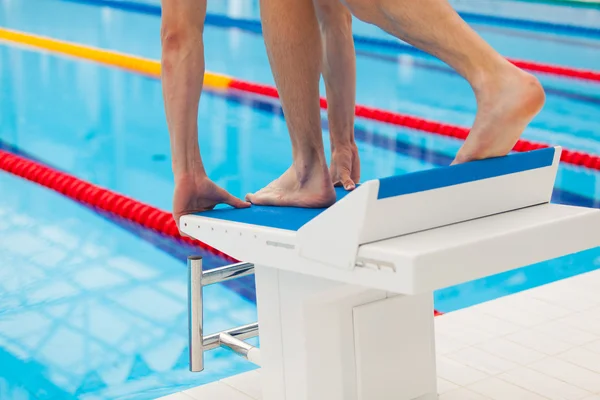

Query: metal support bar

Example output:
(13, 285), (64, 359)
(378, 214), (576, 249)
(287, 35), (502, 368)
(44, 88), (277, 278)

(202, 262), (255, 286)
(203, 322), (260, 351)
(188, 258), (259, 372)
(220, 331), (261, 366)
(188, 256), (204, 372)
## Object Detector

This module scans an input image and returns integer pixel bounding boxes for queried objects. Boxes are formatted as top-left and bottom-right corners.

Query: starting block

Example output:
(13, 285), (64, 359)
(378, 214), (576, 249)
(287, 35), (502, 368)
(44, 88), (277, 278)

(181, 146), (600, 400)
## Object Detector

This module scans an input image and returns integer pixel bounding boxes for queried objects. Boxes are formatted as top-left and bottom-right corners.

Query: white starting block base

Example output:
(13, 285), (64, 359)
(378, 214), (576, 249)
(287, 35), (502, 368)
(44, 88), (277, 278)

(180, 147), (600, 400)
(251, 204), (600, 400)
(159, 268), (600, 400)
(256, 267), (438, 400)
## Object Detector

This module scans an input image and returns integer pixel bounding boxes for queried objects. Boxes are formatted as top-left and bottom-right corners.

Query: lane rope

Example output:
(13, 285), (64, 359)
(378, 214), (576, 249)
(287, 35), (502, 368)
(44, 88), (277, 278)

(2, 22), (600, 84)
(0, 149), (238, 263)
(1, 27), (600, 171)
(230, 80), (600, 170)
(1, 27), (599, 172)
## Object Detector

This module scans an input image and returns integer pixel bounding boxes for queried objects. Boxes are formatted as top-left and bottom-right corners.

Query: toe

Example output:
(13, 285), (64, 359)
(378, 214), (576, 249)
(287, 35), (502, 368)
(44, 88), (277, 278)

(246, 190), (286, 206)
(246, 192), (271, 206)
(249, 194), (275, 206)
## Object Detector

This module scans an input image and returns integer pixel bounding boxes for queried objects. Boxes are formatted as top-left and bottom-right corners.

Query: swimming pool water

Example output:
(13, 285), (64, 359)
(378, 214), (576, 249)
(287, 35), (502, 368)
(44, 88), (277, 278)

(0, 173), (259, 400)
(0, 0), (599, 399)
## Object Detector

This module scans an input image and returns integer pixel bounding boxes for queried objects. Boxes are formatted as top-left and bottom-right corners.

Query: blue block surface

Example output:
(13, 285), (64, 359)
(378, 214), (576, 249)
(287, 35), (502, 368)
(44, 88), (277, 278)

(377, 147), (555, 199)
(197, 187), (353, 231)
(197, 148), (556, 231)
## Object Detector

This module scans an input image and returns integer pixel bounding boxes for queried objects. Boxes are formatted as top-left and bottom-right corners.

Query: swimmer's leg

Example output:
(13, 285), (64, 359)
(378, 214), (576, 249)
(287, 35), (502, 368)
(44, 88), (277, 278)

(342, 0), (545, 164)
(162, 0), (249, 228)
(247, 0), (335, 207)
(314, 0), (360, 190)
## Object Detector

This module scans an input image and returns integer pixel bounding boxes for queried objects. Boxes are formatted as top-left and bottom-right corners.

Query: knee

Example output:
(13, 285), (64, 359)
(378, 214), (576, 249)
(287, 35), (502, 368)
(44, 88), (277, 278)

(342, 0), (380, 25)
(160, 16), (202, 53)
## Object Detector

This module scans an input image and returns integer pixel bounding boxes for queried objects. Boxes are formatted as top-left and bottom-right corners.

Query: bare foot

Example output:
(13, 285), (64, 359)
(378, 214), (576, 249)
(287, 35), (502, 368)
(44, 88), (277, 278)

(246, 157), (336, 208)
(452, 66), (546, 164)
(330, 142), (360, 190)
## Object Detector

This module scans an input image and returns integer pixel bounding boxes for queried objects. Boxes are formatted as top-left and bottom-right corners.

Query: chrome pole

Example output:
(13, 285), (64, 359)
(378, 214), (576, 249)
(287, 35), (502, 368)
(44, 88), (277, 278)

(202, 262), (255, 286)
(202, 322), (259, 351)
(188, 256), (204, 372)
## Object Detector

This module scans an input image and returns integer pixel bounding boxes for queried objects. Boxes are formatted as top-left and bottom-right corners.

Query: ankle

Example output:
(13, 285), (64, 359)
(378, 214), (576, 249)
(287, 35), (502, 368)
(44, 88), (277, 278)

(292, 155), (329, 186)
(292, 145), (327, 166)
(469, 59), (516, 97)
(471, 65), (545, 110)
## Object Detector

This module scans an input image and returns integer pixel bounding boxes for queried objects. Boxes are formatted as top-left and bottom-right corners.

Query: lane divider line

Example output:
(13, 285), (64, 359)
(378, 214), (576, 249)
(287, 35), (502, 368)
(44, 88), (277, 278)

(0, 28), (160, 77)
(0, 148), (239, 262)
(1, 27), (599, 172)
(60, 0), (600, 63)
(0, 28), (232, 87)
(62, 0), (600, 38)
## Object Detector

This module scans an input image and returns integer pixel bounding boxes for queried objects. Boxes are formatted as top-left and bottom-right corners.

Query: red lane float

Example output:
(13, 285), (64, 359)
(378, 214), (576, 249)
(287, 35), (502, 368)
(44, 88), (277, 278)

(511, 60), (600, 83)
(0, 149), (238, 263)
(229, 80), (600, 171)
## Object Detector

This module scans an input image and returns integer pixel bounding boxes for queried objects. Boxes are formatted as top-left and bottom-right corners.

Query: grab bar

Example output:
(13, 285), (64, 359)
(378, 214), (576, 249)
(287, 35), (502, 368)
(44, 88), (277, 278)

(188, 257), (259, 372)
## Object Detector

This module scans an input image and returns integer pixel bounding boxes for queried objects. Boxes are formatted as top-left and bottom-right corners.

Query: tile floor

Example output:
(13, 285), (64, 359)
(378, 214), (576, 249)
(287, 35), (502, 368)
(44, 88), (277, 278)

(157, 268), (600, 400)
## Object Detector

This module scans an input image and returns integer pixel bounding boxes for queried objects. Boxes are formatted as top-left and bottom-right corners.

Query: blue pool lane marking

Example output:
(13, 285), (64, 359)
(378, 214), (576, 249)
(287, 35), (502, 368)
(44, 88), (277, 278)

(59, 0), (600, 39)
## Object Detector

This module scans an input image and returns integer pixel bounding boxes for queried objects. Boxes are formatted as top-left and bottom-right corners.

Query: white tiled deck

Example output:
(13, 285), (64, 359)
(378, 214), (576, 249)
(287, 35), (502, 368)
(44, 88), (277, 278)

(158, 268), (600, 400)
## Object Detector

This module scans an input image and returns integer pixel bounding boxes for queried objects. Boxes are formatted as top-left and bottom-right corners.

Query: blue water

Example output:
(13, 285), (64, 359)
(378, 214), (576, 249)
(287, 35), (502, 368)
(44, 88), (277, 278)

(0, 0), (599, 399)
